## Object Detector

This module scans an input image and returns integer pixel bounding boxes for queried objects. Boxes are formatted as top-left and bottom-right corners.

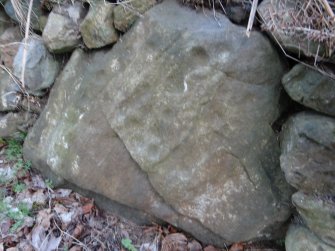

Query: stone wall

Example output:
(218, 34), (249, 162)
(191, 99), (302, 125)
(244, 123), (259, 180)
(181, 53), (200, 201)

(0, 0), (334, 249)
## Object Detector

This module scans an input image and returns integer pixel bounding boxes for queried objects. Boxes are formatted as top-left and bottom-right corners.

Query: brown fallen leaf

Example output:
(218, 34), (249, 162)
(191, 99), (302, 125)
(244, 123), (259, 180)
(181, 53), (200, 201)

(229, 243), (244, 251)
(161, 233), (188, 251)
(82, 202), (94, 214)
(6, 247), (17, 251)
(72, 224), (84, 239)
(54, 203), (74, 226)
(69, 246), (82, 251)
(17, 240), (34, 251)
(167, 225), (177, 234)
(204, 245), (219, 251)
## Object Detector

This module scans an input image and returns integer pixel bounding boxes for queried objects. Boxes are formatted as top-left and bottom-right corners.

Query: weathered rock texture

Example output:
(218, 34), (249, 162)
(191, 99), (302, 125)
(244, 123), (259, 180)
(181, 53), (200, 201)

(43, 2), (87, 53)
(282, 64), (335, 116)
(113, 0), (156, 32)
(0, 7), (11, 35)
(280, 112), (335, 194)
(293, 192), (335, 247)
(286, 224), (335, 251)
(0, 68), (19, 112)
(80, 2), (118, 49)
(0, 112), (37, 138)
(24, 1), (292, 245)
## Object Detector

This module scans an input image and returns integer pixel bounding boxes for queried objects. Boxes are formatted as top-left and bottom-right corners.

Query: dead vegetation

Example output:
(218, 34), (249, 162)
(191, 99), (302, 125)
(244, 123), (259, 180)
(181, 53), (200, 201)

(259, 0), (335, 57)
(258, 0), (335, 78)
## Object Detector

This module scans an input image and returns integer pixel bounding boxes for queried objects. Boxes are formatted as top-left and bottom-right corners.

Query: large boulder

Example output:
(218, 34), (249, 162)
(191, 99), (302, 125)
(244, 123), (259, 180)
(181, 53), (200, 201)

(282, 64), (335, 116)
(280, 112), (335, 194)
(13, 36), (60, 96)
(24, 1), (292, 245)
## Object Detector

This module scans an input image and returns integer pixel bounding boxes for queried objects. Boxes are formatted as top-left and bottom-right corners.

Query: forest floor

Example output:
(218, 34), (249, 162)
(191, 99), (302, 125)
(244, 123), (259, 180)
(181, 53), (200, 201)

(0, 136), (284, 251)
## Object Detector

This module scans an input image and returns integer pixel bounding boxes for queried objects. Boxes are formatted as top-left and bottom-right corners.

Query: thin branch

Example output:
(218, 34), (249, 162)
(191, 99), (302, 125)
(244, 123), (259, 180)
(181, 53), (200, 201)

(320, 0), (335, 18)
(21, 0), (34, 89)
(246, 0), (258, 37)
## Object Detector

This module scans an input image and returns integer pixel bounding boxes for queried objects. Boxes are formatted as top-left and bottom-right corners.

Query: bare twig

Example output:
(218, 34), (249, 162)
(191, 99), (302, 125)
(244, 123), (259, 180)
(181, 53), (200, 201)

(21, 0), (34, 89)
(246, 0), (258, 37)
(321, 0), (335, 18)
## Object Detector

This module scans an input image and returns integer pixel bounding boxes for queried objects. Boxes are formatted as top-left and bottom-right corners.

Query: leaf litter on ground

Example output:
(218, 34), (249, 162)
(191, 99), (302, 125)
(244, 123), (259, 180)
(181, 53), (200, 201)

(0, 138), (284, 251)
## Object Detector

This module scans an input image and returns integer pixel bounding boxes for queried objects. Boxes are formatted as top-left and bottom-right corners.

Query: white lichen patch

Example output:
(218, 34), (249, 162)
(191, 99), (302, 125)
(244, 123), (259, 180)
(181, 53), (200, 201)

(223, 180), (244, 195)
(146, 54), (153, 62)
(183, 184), (225, 225)
(0, 118), (7, 128)
(218, 51), (231, 63)
(62, 136), (68, 149)
(47, 156), (60, 170)
(71, 156), (80, 175)
(110, 59), (120, 72)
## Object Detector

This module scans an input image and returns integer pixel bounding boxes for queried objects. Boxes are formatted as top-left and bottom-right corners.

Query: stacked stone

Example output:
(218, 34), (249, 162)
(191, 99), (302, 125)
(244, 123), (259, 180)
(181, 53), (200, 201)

(0, 0), (157, 138)
(258, 2), (335, 248)
(280, 69), (335, 250)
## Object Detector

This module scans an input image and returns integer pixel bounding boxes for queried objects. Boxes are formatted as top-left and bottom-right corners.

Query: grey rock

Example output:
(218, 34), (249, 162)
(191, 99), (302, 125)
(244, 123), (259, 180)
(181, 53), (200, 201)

(0, 112), (37, 138)
(4, 0), (43, 31)
(23, 49), (226, 247)
(258, 0), (327, 58)
(113, 0), (156, 32)
(0, 67), (20, 112)
(285, 224), (335, 251)
(80, 2), (118, 49)
(226, 1), (250, 24)
(0, 26), (23, 70)
(104, 0), (292, 242)
(43, 2), (87, 53)
(293, 192), (335, 247)
(24, 1), (292, 245)
(13, 36), (60, 96)
(282, 64), (335, 116)
(0, 7), (11, 35)
(280, 112), (335, 194)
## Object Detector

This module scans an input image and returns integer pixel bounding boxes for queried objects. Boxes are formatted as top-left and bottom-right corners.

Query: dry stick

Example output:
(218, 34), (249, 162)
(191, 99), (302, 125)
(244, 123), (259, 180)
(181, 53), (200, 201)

(21, 0), (34, 90)
(246, 0), (258, 37)
(320, 0), (335, 18)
